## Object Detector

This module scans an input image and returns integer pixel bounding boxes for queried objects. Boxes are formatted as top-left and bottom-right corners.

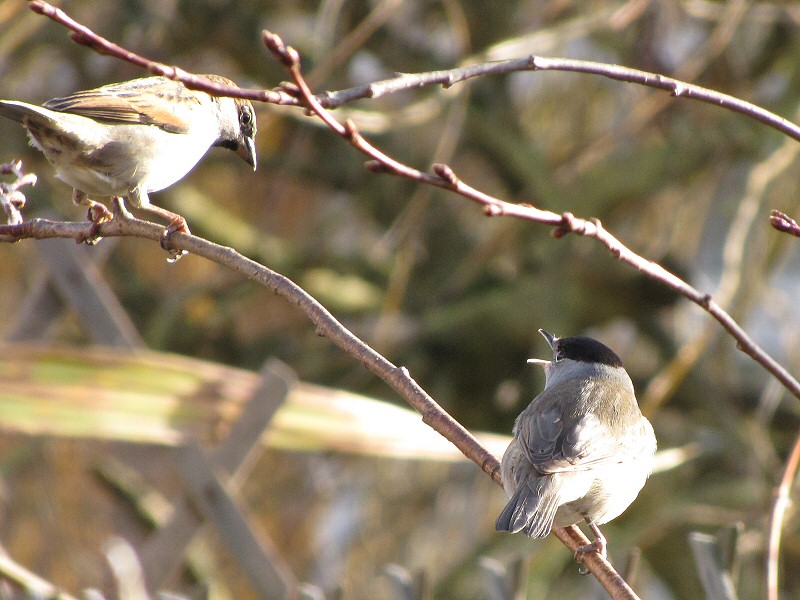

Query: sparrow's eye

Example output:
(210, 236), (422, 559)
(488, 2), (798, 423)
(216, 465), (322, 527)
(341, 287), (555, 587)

(241, 109), (252, 125)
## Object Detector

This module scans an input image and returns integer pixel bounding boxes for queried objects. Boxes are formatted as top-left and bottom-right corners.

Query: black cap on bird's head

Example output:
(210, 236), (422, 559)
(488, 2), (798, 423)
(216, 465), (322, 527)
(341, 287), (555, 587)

(529, 329), (623, 369)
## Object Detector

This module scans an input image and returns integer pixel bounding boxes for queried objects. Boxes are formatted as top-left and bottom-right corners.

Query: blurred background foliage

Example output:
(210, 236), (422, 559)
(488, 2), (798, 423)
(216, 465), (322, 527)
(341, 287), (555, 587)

(1, 0), (800, 598)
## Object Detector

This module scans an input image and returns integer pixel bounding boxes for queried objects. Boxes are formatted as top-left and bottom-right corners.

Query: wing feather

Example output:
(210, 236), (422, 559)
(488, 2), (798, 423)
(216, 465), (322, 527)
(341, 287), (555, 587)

(516, 379), (647, 474)
(43, 77), (195, 133)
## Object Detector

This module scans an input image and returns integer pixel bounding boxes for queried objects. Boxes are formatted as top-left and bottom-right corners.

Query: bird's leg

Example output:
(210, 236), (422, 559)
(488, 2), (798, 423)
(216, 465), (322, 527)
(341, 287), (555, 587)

(128, 189), (189, 262)
(73, 189), (112, 245)
(109, 196), (134, 221)
(574, 516), (608, 574)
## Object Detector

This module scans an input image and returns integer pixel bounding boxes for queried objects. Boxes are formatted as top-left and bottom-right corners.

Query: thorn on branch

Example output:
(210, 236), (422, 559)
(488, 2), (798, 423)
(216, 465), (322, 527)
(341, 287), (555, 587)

(432, 163), (458, 187)
(553, 212), (575, 238)
(484, 204), (504, 217)
(365, 160), (392, 174)
(770, 210), (800, 237)
(70, 31), (105, 53)
(671, 82), (688, 97)
(343, 119), (360, 141)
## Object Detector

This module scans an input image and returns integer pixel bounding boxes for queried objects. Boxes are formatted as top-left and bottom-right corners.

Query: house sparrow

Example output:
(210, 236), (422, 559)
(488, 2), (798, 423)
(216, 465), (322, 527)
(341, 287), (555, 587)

(0, 74), (257, 251)
(496, 330), (656, 560)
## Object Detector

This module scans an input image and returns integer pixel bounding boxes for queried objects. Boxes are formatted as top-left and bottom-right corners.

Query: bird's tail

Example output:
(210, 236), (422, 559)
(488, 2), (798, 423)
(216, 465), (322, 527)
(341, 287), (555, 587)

(0, 101), (36, 124)
(495, 476), (560, 538)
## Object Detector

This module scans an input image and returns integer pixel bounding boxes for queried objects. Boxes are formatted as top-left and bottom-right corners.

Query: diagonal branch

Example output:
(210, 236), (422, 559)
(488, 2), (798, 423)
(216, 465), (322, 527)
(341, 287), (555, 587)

(26, 0), (287, 105)
(262, 30), (800, 406)
(0, 208), (635, 598)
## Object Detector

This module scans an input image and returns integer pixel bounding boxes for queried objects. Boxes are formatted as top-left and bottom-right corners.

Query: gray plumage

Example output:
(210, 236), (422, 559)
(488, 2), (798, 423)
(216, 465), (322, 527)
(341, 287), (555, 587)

(496, 331), (656, 542)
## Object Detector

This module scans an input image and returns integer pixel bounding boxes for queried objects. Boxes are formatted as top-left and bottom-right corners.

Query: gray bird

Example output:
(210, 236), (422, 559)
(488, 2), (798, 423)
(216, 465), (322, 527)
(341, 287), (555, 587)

(496, 329), (656, 558)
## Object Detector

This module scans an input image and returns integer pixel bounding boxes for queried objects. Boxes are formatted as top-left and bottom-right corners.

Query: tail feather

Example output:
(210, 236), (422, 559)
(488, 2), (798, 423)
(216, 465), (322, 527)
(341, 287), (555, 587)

(495, 476), (560, 538)
(0, 101), (41, 124)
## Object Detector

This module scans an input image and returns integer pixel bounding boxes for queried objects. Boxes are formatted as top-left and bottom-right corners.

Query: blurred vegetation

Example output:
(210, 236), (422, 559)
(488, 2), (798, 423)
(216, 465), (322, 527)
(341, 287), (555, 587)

(2, 0), (800, 598)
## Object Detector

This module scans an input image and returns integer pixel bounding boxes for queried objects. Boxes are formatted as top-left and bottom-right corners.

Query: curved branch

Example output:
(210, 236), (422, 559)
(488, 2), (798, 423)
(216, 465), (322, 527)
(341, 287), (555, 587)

(766, 427), (800, 600)
(0, 211), (636, 598)
(28, 0), (800, 147)
(262, 31), (800, 406)
(0, 212), (500, 482)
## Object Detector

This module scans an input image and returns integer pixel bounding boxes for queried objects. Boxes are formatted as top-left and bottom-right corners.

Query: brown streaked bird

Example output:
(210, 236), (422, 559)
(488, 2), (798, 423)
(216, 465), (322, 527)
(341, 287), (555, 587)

(0, 74), (256, 251)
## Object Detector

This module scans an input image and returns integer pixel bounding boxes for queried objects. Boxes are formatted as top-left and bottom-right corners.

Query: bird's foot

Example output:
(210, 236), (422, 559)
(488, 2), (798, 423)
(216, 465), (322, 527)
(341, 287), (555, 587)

(160, 217), (190, 263)
(77, 202), (113, 245)
(574, 518), (607, 575)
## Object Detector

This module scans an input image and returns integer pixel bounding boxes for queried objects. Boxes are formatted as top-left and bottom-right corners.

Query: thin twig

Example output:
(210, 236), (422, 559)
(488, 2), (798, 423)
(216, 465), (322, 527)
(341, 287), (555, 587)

(317, 56), (800, 142)
(263, 32), (641, 599)
(26, 0), (287, 104)
(263, 30), (800, 406)
(766, 427), (800, 600)
(26, 0), (800, 149)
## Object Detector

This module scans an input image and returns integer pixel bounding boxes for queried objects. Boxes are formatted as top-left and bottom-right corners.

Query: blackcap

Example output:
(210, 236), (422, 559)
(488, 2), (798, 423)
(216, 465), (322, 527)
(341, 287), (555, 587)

(496, 329), (656, 558)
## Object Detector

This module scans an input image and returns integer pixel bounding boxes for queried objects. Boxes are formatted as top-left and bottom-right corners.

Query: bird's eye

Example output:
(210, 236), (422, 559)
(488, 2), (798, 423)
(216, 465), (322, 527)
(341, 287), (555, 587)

(241, 109), (252, 124)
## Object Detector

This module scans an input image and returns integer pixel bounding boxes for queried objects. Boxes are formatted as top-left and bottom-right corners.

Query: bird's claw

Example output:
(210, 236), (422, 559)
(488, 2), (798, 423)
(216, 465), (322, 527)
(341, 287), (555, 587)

(574, 518), (607, 574)
(76, 203), (113, 245)
(160, 217), (190, 263)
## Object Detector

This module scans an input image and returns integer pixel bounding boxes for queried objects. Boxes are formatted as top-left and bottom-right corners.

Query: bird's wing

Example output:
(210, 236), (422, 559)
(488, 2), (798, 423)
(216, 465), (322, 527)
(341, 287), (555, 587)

(43, 77), (197, 133)
(516, 379), (650, 474)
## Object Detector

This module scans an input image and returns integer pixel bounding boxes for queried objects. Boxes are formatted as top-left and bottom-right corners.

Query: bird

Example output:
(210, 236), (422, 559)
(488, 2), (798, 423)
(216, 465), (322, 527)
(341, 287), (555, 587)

(496, 329), (656, 560)
(0, 74), (257, 251)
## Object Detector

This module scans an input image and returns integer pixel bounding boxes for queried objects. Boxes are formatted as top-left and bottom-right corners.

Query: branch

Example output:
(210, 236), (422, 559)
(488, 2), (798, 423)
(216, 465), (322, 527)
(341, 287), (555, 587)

(0, 209), (500, 482)
(26, 0), (289, 105)
(262, 32), (644, 599)
(766, 426), (800, 600)
(27, 0), (800, 149)
(0, 209), (634, 597)
(316, 57), (800, 142)
(262, 31), (800, 407)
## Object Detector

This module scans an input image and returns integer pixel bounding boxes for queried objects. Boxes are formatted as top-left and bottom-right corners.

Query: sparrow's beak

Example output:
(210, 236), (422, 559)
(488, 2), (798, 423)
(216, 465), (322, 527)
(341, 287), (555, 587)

(237, 136), (257, 170)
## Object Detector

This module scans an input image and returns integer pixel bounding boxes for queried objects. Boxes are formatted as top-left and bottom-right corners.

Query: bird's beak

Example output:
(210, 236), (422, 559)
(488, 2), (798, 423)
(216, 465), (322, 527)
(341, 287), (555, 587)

(527, 358), (550, 367)
(538, 329), (557, 348)
(527, 329), (558, 367)
(237, 136), (257, 170)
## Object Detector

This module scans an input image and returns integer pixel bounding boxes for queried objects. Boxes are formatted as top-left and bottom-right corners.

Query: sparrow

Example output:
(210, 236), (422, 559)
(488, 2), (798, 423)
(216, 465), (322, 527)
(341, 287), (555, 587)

(0, 74), (256, 250)
(496, 330), (656, 560)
